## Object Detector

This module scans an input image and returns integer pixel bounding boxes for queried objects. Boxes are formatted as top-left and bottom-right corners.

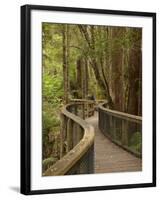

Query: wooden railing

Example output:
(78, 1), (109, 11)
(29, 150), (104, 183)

(43, 100), (95, 176)
(98, 102), (142, 158)
(43, 99), (141, 176)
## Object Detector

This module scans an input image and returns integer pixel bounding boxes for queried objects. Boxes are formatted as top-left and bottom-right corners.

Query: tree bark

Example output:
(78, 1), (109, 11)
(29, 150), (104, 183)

(62, 24), (69, 104)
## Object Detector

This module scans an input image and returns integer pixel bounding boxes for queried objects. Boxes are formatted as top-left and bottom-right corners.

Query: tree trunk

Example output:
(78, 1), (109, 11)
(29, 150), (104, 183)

(122, 28), (130, 113)
(111, 27), (123, 111)
(127, 28), (142, 115)
(62, 24), (69, 104)
(84, 58), (89, 98)
(76, 58), (82, 98)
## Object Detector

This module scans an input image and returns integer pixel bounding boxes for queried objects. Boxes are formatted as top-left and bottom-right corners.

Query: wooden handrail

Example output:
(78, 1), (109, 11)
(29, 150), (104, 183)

(70, 98), (106, 104)
(70, 98), (95, 103)
(43, 101), (95, 176)
(99, 102), (142, 123)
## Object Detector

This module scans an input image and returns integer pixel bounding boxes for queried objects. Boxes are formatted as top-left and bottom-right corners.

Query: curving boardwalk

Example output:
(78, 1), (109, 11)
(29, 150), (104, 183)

(86, 112), (142, 174)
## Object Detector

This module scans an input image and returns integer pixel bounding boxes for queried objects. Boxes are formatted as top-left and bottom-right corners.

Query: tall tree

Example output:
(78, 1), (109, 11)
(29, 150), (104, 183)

(78, 25), (114, 108)
(62, 24), (70, 104)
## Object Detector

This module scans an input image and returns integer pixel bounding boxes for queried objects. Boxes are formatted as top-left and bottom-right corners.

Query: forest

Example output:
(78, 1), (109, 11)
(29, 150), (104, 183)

(42, 23), (142, 172)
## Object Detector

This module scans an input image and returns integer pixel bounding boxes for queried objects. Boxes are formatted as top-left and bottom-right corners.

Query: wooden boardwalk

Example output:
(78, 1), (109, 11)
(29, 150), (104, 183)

(86, 113), (142, 174)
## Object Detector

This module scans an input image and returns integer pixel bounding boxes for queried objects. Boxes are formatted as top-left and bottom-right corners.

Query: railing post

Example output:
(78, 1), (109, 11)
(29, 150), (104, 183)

(82, 104), (85, 119)
(109, 115), (116, 139)
(86, 102), (89, 118)
(90, 102), (94, 116)
(72, 122), (77, 146)
(122, 120), (128, 146)
(112, 117), (116, 140)
(66, 119), (73, 152)
(109, 115), (112, 136)
(98, 107), (101, 130)
(74, 104), (77, 116)
(88, 144), (94, 173)
(60, 115), (67, 158)
(104, 111), (107, 135)
(54, 134), (59, 158)
(77, 125), (83, 142)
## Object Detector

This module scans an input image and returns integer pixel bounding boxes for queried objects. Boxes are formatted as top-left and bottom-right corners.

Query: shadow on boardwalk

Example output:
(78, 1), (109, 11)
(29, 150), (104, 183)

(86, 112), (142, 174)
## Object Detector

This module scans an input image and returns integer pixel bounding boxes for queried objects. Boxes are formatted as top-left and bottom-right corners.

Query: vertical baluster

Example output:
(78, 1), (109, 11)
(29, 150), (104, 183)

(72, 123), (83, 150)
(81, 104), (83, 119)
(60, 115), (67, 158)
(88, 103), (90, 117)
(109, 115), (112, 136)
(72, 122), (77, 147)
(74, 124), (81, 147)
(74, 104), (77, 116)
(93, 102), (95, 116)
(88, 144), (94, 174)
(54, 134), (58, 158)
(98, 107), (100, 129)
(99, 109), (101, 131)
(91, 103), (93, 116)
(112, 117), (116, 140)
(82, 103), (85, 119)
(86, 102), (89, 118)
(122, 120), (128, 146)
(104, 111), (107, 135)
(77, 126), (84, 174)
(66, 119), (73, 152)
(69, 105), (73, 113)
(77, 125), (83, 142)
(102, 111), (105, 133)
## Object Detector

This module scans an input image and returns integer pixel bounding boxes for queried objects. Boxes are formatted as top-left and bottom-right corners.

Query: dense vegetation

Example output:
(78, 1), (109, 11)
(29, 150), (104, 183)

(42, 23), (142, 172)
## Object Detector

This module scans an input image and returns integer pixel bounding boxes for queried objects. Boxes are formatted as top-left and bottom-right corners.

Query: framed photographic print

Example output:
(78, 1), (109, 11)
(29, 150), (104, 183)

(21, 4), (156, 195)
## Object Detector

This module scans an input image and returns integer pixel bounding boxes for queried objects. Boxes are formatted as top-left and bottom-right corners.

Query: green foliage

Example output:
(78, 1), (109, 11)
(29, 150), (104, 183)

(42, 23), (64, 162)
(42, 157), (58, 172)
(42, 104), (61, 160)
(42, 109), (60, 134)
(129, 132), (142, 153)
(43, 72), (64, 103)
